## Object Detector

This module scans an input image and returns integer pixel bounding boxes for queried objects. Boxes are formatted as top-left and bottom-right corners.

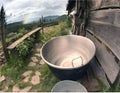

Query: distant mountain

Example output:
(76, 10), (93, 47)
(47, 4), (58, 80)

(56, 15), (67, 21)
(7, 15), (67, 25)
(44, 15), (59, 20)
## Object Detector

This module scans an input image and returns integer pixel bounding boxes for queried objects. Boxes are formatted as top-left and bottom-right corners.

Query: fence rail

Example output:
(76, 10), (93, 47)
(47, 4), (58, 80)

(7, 27), (42, 50)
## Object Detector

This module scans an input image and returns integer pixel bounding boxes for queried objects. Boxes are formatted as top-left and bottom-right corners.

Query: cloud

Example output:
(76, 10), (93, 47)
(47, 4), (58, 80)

(0, 0), (68, 23)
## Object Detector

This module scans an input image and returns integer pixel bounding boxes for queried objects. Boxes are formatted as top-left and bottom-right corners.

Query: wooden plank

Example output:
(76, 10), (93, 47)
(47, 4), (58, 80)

(90, 0), (102, 10)
(87, 22), (120, 61)
(101, 0), (120, 8)
(86, 32), (119, 84)
(7, 27), (41, 50)
(90, 9), (120, 27)
(91, 0), (120, 10)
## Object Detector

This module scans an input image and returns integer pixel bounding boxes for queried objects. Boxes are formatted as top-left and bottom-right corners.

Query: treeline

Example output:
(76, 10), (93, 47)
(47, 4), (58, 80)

(6, 15), (68, 35)
(6, 22), (39, 35)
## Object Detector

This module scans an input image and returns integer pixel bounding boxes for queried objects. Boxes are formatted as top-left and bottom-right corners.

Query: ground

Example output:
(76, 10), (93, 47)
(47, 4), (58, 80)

(0, 42), (60, 92)
(0, 26), (60, 92)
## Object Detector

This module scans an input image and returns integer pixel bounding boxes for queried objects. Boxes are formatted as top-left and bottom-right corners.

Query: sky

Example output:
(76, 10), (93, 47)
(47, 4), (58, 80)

(0, 0), (68, 24)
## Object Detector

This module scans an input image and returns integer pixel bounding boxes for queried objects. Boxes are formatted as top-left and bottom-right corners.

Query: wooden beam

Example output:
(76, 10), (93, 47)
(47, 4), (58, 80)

(7, 27), (41, 50)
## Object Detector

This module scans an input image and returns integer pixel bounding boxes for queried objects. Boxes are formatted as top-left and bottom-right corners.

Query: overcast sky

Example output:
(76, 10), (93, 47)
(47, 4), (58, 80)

(0, 0), (68, 24)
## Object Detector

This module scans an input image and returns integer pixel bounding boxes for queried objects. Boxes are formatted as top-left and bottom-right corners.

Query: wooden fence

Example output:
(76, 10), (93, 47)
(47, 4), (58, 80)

(7, 27), (42, 50)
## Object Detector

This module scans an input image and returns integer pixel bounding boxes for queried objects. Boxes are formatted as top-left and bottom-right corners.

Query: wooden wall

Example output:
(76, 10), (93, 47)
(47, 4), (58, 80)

(86, 0), (120, 89)
(90, 0), (120, 10)
(67, 0), (120, 90)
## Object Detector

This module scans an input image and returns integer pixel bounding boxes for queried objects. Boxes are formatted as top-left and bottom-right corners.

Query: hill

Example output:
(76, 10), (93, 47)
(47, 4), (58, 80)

(56, 15), (67, 22)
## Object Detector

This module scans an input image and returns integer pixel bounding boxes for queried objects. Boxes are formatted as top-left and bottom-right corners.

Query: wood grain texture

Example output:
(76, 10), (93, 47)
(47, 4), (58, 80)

(90, 0), (120, 10)
(86, 32), (119, 84)
(90, 9), (120, 27)
(87, 21), (120, 61)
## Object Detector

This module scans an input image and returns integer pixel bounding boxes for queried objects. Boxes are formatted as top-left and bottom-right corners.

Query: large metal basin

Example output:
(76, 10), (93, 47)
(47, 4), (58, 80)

(41, 35), (96, 80)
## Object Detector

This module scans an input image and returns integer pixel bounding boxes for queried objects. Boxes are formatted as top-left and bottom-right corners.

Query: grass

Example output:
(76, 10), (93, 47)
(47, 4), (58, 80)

(97, 78), (107, 92)
(0, 54), (30, 91)
(1, 55), (28, 82)
(32, 64), (60, 92)
(40, 21), (70, 43)
(0, 21), (71, 92)
(18, 82), (32, 89)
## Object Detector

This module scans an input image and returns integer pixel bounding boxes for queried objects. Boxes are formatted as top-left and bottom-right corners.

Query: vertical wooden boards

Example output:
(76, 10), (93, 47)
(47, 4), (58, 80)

(87, 33), (119, 84)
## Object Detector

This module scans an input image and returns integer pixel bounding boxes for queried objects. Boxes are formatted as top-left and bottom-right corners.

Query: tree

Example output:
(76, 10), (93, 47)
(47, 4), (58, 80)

(0, 6), (9, 60)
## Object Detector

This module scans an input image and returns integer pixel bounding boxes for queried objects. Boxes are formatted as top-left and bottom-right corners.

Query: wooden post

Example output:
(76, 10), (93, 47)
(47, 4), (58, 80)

(0, 6), (9, 61)
(68, 0), (90, 36)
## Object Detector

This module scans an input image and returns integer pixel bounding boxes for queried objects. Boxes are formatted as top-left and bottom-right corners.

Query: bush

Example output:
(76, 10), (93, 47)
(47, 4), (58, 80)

(6, 28), (29, 45)
(16, 35), (35, 58)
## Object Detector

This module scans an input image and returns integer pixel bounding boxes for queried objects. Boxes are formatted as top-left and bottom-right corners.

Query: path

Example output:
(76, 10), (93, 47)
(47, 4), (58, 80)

(0, 42), (46, 92)
(0, 26), (59, 92)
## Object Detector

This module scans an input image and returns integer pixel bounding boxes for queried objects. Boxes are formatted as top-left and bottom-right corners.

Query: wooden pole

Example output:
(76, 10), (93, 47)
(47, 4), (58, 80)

(0, 6), (9, 61)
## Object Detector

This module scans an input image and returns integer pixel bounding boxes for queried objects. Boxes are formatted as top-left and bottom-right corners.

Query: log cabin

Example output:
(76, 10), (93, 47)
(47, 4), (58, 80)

(66, 0), (120, 91)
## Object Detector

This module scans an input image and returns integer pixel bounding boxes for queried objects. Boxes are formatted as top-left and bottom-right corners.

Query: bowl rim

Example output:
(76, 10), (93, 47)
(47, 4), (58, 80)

(40, 35), (96, 70)
(51, 80), (87, 92)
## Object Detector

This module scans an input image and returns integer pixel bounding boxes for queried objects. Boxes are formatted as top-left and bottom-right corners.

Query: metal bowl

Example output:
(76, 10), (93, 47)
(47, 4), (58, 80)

(51, 80), (87, 92)
(41, 35), (96, 80)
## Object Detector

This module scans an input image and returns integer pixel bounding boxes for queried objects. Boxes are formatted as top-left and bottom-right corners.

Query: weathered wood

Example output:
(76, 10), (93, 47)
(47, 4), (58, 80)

(0, 6), (9, 61)
(87, 22), (120, 61)
(90, 9), (120, 27)
(7, 27), (41, 50)
(90, 0), (120, 10)
(67, 0), (89, 36)
(86, 31), (119, 84)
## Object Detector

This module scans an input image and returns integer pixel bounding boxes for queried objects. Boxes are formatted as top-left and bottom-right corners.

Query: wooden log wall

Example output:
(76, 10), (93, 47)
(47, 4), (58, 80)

(86, 0), (120, 90)
(67, 0), (120, 91)
(90, 0), (120, 10)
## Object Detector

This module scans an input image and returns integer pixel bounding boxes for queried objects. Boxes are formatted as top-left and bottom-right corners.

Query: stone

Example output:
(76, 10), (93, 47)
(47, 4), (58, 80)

(28, 62), (36, 67)
(35, 71), (41, 76)
(31, 75), (40, 85)
(40, 60), (45, 65)
(0, 52), (4, 56)
(20, 86), (32, 92)
(0, 75), (5, 83)
(22, 76), (30, 82)
(35, 53), (40, 57)
(12, 84), (20, 92)
(35, 43), (42, 48)
(31, 57), (38, 62)
(22, 71), (32, 77)
(2, 86), (8, 91)
(36, 48), (40, 53)
(12, 84), (32, 92)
